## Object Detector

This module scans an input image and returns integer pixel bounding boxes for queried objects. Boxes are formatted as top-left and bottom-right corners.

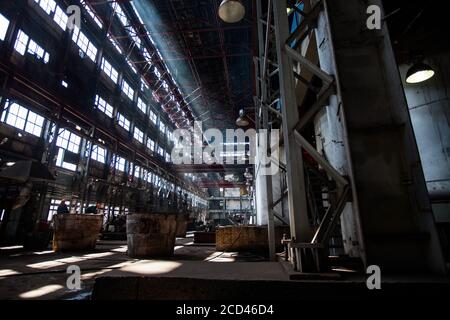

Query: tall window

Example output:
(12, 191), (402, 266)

(14, 30), (50, 63)
(91, 145), (106, 163)
(121, 80), (134, 101)
(158, 146), (164, 157)
(117, 113), (130, 131)
(33, 0), (68, 31)
(101, 58), (118, 84)
(53, 6), (68, 30)
(159, 121), (166, 136)
(95, 95), (114, 118)
(114, 156), (126, 172)
(56, 129), (81, 153)
(149, 110), (157, 124)
(147, 138), (155, 151)
(134, 166), (141, 179)
(0, 14), (10, 41)
(1, 102), (45, 137)
(133, 127), (144, 144)
(146, 171), (153, 184)
(28, 39), (50, 63)
(56, 129), (82, 171)
(155, 174), (161, 187)
(72, 26), (97, 62)
(34, 0), (56, 15)
(137, 97), (147, 114)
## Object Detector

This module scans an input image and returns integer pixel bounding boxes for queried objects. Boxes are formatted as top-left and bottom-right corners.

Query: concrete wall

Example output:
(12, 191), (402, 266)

(399, 52), (450, 223)
(311, 0), (445, 274)
(313, 7), (361, 258)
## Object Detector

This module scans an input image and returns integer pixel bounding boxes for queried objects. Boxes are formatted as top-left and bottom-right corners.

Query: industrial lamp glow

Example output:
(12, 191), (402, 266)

(219, 0), (245, 23)
(236, 109), (249, 127)
(406, 62), (435, 84)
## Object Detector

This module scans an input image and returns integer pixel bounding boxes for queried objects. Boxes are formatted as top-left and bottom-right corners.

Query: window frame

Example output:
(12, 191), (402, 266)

(101, 57), (119, 84)
(133, 126), (144, 144)
(95, 95), (114, 118)
(1, 101), (45, 137)
(117, 113), (130, 131)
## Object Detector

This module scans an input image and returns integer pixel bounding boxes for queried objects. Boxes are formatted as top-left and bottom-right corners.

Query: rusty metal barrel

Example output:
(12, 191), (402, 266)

(53, 214), (103, 252)
(126, 213), (177, 258)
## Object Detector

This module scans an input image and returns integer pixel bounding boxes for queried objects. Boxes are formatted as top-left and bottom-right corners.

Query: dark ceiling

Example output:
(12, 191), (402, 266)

(133, 0), (254, 131)
(382, 0), (450, 64)
(131, 0), (447, 131)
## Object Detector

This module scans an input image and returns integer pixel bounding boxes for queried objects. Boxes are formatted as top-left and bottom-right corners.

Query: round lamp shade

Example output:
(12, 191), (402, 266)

(219, 0), (245, 23)
(406, 62), (435, 84)
(236, 116), (249, 127)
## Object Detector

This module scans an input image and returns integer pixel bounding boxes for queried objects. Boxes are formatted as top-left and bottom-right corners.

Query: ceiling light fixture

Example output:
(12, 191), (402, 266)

(219, 0), (245, 23)
(236, 109), (250, 127)
(406, 61), (435, 84)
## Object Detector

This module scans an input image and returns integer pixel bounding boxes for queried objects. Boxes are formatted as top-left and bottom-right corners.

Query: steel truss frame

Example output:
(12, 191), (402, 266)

(255, 0), (350, 272)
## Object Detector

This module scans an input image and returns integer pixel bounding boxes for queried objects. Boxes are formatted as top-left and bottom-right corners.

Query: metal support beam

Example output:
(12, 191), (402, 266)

(256, 0), (276, 262)
(294, 130), (348, 187)
(273, 0), (313, 271)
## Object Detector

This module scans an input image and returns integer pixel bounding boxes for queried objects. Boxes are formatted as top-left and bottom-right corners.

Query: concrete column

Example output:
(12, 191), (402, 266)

(316, 0), (446, 274)
(400, 52), (450, 221)
(313, 2), (361, 258)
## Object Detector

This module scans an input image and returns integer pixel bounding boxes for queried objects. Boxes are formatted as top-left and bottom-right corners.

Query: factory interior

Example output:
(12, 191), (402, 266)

(0, 0), (449, 304)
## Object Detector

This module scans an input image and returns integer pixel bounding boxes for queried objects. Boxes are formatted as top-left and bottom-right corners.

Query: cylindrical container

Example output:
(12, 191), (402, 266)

(126, 213), (177, 258)
(53, 214), (103, 251)
(175, 214), (189, 238)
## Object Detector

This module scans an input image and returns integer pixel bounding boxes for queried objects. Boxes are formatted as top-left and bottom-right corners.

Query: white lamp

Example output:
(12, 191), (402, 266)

(406, 62), (435, 84)
(219, 0), (245, 23)
(236, 109), (250, 127)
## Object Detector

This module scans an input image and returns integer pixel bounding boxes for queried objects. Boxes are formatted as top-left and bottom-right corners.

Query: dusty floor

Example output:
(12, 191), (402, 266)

(2, 233), (449, 300)
(0, 234), (287, 300)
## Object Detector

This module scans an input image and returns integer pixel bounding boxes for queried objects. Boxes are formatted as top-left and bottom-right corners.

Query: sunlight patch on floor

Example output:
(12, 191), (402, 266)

(119, 260), (182, 275)
(0, 269), (21, 277)
(19, 284), (64, 299)
(26, 260), (66, 270)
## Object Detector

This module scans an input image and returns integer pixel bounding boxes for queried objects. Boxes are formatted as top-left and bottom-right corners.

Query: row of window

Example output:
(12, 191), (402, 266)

(1, 96), (171, 155)
(10, 1), (182, 137)
(47, 200), (129, 221)
(94, 93), (171, 140)
(47, 182), (206, 220)
(1, 101), (173, 166)
(29, 1), (159, 121)
(72, 25), (97, 62)
(0, 102), (45, 137)
(30, 0), (178, 104)
(14, 30), (50, 64)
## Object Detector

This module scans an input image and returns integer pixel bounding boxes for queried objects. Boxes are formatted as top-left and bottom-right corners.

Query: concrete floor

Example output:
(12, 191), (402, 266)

(1, 234), (450, 300)
(0, 234), (288, 300)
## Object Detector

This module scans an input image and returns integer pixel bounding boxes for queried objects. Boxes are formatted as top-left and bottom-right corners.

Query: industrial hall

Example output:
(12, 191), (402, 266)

(0, 0), (449, 303)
